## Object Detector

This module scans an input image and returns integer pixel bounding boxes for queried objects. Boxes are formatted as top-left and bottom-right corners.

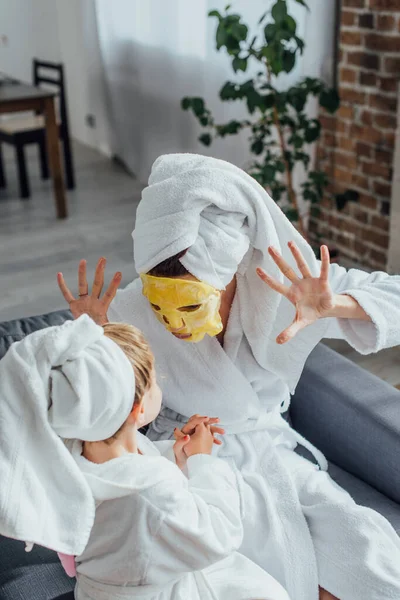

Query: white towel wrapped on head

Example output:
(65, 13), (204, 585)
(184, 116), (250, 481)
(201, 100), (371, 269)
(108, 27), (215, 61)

(0, 314), (135, 556)
(133, 153), (329, 392)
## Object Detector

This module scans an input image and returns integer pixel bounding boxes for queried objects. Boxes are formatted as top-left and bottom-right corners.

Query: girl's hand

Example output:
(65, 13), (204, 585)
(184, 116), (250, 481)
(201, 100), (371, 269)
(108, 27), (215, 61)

(183, 423), (215, 458)
(176, 414), (225, 446)
(57, 257), (122, 325)
(173, 432), (191, 471)
(257, 243), (334, 345)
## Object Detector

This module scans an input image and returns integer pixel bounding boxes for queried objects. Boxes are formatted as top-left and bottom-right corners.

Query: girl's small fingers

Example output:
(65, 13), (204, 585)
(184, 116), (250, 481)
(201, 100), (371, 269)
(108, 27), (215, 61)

(186, 416), (210, 428)
(213, 438), (223, 445)
(174, 434), (190, 451)
(57, 273), (75, 304)
(210, 427), (225, 435)
(174, 428), (185, 440)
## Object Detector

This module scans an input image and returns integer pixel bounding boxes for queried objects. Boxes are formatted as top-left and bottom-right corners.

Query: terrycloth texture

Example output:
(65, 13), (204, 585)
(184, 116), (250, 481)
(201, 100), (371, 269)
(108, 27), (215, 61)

(133, 153), (400, 392)
(278, 447), (400, 600)
(0, 315), (135, 556)
(108, 280), (400, 599)
(73, 432), (290, 600)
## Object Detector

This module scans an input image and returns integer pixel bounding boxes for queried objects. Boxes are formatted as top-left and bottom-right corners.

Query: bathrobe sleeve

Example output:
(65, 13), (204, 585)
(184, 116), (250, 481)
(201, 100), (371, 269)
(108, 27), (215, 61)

(147, 454), (243, 579)
(326, 264), (400, 354)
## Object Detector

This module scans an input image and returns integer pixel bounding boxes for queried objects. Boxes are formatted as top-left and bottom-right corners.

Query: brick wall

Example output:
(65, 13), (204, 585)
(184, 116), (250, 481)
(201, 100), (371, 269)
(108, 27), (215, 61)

(311, 0), (400, 270)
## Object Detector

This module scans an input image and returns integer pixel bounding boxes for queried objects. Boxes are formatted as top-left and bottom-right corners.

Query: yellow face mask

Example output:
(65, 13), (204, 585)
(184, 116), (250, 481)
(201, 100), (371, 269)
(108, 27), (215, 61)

(140, 274), (223, 343)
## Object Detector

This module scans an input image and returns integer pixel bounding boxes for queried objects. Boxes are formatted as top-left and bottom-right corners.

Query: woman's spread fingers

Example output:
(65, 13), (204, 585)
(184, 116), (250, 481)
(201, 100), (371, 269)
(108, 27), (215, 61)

(102, 272), (122, 308)
(78, 259), (89, 296)
(320, 245), (331, 281)
(268, 246), (299, 283)
(57, 273), (75, 304)
(257, 268), (290, 297)
(276, 319), (306, 345)
(288, 241), (312, 279)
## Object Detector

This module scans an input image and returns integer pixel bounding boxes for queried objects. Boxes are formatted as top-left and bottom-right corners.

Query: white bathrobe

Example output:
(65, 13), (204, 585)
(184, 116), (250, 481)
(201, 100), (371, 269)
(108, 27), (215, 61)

(72, 432), (290, 600)
(108, 275), (400, 600)
(109, 153), (400, 600)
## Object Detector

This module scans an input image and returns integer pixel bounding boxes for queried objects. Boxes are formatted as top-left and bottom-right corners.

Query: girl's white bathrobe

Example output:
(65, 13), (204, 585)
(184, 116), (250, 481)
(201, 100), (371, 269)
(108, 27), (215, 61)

(72, 433), (290, 600)
(108, 269), (400, 600)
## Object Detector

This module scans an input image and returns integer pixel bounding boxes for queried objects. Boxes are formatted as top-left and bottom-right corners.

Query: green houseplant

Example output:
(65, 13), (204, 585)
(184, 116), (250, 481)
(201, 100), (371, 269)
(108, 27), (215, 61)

(181, 0), (339, 240)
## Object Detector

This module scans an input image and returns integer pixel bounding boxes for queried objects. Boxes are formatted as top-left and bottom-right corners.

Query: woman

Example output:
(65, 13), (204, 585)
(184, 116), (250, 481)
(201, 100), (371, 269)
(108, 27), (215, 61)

(58, 154), (400, 600)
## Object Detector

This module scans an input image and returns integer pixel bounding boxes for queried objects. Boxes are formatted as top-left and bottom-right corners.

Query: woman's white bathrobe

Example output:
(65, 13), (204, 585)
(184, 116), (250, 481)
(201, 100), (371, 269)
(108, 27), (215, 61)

(72, 433), (289, 600)
(108, 267), (400, 600)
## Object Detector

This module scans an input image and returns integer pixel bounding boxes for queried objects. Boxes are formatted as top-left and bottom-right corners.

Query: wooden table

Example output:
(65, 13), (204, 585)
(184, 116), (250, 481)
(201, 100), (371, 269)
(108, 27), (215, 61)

(0, 82), (67, 218)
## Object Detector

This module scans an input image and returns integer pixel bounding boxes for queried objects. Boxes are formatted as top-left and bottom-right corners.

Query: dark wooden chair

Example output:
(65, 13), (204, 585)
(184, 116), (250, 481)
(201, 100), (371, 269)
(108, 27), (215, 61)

(0, 59), (75, 198)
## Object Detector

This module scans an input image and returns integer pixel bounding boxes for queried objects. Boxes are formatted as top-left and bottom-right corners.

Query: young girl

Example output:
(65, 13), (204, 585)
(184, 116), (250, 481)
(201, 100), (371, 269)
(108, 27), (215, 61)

(0, 315), (290, 600)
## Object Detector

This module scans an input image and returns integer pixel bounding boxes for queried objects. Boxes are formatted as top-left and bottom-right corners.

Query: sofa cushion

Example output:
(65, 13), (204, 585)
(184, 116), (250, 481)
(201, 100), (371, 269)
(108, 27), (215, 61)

(291, 343), (400, 505)
(0, 310), (72, 360)
(0, 536), (74, 600)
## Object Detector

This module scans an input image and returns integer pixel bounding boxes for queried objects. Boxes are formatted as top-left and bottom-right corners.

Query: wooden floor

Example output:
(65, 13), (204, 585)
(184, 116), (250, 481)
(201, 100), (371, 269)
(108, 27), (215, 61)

(0, 141), (399, 387)
(0, 142), (142, 321)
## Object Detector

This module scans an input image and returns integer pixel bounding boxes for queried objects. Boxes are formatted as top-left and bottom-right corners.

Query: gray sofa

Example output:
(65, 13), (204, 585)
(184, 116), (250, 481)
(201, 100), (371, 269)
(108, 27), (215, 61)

(0, 310), (399, 600)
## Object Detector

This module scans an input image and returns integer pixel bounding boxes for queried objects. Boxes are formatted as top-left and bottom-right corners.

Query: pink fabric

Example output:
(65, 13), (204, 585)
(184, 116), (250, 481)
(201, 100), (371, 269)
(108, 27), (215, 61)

(58, 552), (77, 577)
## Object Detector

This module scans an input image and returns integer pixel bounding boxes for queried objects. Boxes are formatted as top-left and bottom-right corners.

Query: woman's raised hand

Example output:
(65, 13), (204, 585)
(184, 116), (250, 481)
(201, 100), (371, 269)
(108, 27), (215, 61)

(57, 257), (122, 325)
(257, 242), (334, 345)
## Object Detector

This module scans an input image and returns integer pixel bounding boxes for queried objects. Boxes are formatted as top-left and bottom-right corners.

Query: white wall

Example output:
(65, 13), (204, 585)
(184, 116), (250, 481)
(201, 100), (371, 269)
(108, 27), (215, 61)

(0, 0), (112, 154)
(55, 0), (111, 154)
(0, 0), (61, 82)
(96, 0), (336, 182)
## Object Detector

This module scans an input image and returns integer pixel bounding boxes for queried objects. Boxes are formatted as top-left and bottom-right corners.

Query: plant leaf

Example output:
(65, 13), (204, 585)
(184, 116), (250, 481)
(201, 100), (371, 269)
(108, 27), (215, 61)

(181, 97), (191, 110)
(271, 0), (288, 23)
(216, 23), (228, 49)
(262, 163), (277, 183)
(285, 15), (297, 35)
(199, 133), (212, 146)
(282, 50), (296, 73)
(319, 88), (340, 113)
(232, 56), (248, 72)
(285, 208), (299, 221)
(304, 120), (321, 143)
(295, 36), (305, 53)
(220, 81), (239, 100)
(208, 9), (222, 18)
(293, 0), (309, 8)
(251, 139), (264, 155)
(192, 97), (205, 116)
(264, 23), (276, 43)
(231, 22), (248, 42)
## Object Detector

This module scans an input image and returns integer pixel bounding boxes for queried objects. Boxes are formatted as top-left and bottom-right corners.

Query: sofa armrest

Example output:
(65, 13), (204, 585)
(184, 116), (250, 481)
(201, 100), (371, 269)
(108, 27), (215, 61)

(290, 343), (400, 504)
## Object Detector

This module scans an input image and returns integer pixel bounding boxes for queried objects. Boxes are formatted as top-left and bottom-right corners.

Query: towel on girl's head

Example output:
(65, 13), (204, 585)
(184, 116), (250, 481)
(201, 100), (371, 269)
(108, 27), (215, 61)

(0, 314), (135, 556)
(133, 153), (330, 392)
